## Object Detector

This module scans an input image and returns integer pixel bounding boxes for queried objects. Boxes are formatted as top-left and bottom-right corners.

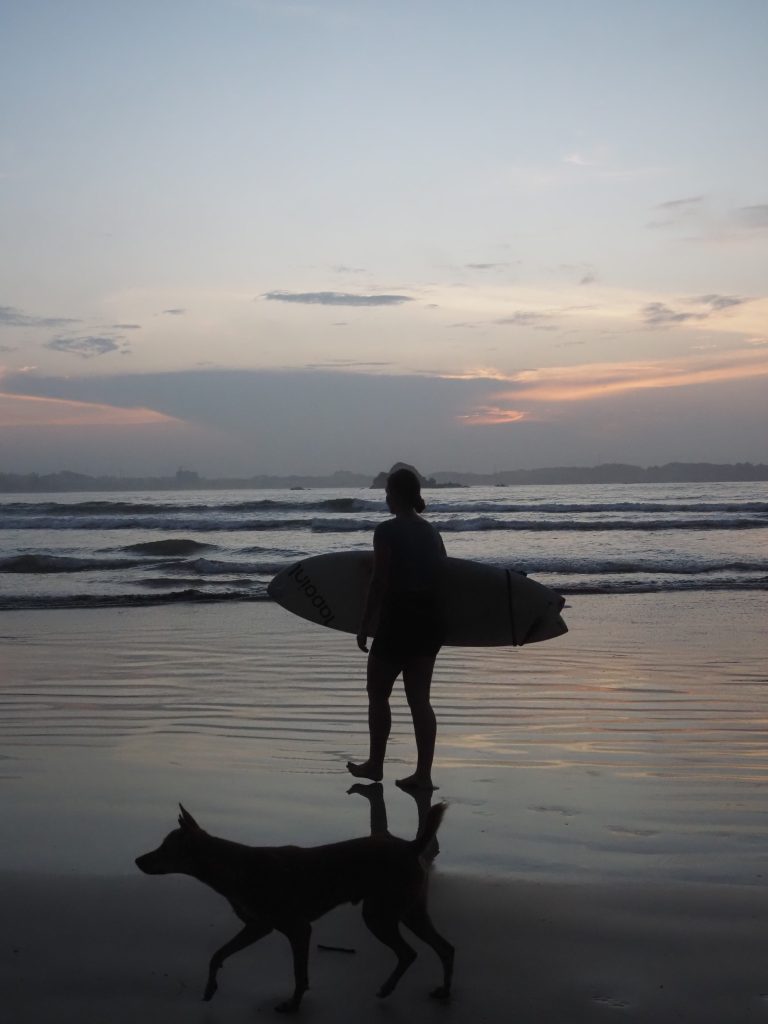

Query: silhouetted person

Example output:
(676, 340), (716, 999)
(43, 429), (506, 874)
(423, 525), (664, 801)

(347, 468), (446, 790)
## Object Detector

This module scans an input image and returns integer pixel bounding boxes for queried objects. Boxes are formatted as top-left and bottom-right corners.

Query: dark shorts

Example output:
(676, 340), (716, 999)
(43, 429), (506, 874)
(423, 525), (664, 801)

(370, 591), (443, 663)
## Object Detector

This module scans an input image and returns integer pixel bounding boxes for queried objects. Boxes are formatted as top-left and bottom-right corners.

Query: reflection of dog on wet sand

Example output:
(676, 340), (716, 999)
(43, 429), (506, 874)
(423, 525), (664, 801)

(136, 804), (453, 1012)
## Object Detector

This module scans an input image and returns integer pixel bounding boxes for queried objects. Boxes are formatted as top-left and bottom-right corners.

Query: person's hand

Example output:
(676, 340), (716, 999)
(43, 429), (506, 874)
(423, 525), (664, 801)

(356, 632), (369, 653)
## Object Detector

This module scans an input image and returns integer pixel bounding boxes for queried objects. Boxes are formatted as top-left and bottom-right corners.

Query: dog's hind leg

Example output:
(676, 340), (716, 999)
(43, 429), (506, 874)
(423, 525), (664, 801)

(275, 918), (312, 1013)
(203, 921), (272, 1002)
(401, 904), (454, 999)
(362, 899), (417, 998)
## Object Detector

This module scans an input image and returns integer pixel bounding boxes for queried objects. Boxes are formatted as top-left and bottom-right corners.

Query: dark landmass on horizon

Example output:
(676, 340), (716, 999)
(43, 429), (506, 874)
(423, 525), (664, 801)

(1, 462), (767, 493)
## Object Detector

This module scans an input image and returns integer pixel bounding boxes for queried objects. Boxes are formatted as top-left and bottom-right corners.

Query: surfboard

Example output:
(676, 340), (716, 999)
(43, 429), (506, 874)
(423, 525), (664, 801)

(267, 552), (567, 647)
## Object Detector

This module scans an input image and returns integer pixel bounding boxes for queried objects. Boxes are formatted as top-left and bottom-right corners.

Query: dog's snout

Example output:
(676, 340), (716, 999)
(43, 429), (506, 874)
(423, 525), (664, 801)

(135, 851), (160, 874)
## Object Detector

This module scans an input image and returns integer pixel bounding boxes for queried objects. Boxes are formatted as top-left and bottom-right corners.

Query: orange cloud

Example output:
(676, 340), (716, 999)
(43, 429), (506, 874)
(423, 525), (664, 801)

(455, 347), (768, 425)
(0, 391), (182, 428)
(441, 366), (516, 382)
(503, 350), (768, 402)
(458, 407), (529, 425)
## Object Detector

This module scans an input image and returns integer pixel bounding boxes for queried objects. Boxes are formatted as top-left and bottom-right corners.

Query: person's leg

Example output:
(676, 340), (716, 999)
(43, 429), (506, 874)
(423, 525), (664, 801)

(347, 654), (401, 781)
(397, 655), (437, 790)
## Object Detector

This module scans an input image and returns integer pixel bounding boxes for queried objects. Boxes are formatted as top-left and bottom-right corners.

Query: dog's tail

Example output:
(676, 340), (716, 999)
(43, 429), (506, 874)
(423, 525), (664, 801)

(412, 801), (447, 858)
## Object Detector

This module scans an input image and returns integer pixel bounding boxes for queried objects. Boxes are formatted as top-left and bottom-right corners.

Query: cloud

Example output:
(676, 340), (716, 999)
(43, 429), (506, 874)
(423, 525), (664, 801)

(0, 305), (79, 329)
(458, 406), (529, 425)
(0, 391), (180, 428)
(689, 294), (748, 311)
(656, 196), (706, 211)
(555, 262), (597, 285)
(160, 308), (186, 316)
(647, 195), (706, 229)
(733, 205), (768, 230)
(0, 344), (18, 353)
(454, 349), (768, 420)
(642, 302), (708, 326)
(647, 198), (768, 242)
(643, 295), (752, 325)
(3, 361), (766, 473)
(110, 323), (142, 330)
(449, 307), (564, 331)
(302, 359), (393, 369)
(494, 310), (559, 330)
(46, 335), (131, 358)
(439, 367), (517, 381)
(263, 290), (413, 306)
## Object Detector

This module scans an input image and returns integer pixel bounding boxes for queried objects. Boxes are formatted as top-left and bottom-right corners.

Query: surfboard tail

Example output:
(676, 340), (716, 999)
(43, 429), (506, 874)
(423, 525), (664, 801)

(521, 613), (569, 645)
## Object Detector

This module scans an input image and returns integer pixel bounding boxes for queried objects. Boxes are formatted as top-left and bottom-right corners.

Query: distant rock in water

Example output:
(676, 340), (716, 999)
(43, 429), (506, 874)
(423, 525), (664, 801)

(370, 462), (437, 488)
(123, 539), (214, 557)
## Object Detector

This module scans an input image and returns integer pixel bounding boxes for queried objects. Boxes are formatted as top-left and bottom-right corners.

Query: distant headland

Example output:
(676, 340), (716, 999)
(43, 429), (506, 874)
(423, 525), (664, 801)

(0, 462), (767, 493)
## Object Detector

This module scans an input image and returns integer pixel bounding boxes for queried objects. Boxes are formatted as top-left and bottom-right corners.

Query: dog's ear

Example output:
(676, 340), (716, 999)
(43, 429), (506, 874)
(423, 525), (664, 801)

(178, 803), (202, 831)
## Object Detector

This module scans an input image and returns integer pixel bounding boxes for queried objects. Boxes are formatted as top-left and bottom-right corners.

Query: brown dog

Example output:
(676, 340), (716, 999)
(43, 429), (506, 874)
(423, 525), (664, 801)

(136, 804), (454, 1012)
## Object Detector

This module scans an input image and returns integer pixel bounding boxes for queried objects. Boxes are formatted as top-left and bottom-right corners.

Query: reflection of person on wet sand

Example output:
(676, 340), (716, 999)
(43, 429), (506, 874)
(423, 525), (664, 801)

(347, 468), (446, 791)
(348, 781), (441, 865)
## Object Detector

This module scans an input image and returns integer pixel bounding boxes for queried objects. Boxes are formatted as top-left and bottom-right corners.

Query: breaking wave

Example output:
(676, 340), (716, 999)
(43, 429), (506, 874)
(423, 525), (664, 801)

(4, 496), (767, 518)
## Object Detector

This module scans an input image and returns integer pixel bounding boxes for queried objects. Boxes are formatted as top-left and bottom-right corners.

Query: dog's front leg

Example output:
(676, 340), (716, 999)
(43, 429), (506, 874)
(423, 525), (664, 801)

(203, 921), (272, 1001)
(275, 919), (311, 1013)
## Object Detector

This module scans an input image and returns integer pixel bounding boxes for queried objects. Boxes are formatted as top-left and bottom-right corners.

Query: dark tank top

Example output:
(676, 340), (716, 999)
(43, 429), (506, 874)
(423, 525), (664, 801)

(374, 515), (446, 593)
(370, 515), (446, 660)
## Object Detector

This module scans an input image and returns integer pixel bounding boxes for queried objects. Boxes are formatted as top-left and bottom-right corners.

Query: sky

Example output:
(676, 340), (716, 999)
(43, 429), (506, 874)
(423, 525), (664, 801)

(1, 0), (766, 477)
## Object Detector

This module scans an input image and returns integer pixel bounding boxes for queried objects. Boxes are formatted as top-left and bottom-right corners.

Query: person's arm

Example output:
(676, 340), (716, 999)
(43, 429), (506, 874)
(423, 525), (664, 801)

(357, 529), (391, 652)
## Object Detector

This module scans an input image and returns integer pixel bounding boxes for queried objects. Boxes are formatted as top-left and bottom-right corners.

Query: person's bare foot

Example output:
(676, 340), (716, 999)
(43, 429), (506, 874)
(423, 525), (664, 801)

(346, 760), (383, 782)
(395, 773), (438, 791)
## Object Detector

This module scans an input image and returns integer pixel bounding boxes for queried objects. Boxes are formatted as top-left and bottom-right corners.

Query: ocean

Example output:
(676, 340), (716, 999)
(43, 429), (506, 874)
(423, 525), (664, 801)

(1, 480), (767, 610)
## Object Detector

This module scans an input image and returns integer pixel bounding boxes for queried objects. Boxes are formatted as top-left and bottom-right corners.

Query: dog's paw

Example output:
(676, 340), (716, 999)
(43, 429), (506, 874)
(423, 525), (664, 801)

(202, 981), (218, 1002)
(430, 984), (451, 1001)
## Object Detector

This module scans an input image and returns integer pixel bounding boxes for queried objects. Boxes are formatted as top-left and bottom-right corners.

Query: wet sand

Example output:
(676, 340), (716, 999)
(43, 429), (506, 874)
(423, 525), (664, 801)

(2, 593), (768, 1019)
(4, 870), (768, 1023)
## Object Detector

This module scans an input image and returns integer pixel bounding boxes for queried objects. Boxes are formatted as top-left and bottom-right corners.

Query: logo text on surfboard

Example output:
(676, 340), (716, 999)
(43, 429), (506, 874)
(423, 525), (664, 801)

(288, 563), (335, 626)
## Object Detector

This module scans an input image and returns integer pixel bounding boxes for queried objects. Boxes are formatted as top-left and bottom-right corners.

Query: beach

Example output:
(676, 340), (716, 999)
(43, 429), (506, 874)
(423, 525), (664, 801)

(6, 871), (768, 1023)
(2, 592), (768, 1021)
